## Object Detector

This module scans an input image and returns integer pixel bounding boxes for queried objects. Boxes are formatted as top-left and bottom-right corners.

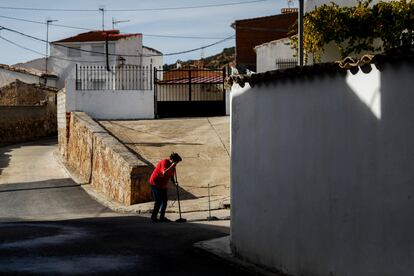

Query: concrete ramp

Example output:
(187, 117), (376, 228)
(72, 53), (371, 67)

(100, 117), (230, 213)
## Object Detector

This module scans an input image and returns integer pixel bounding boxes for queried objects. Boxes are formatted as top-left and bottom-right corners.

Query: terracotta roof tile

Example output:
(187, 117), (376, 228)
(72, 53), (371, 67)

(52, 30), (141, 43)
(228, 46), (414, 87)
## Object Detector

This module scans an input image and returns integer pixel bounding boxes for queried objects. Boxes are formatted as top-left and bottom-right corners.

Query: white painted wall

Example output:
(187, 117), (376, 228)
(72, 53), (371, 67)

(225, 90), (231, 115)
(116, 36), (142, 66)
(0, 68), (57, 87)
(231, 62), (414, 276)
(255, 38), (295, 73)
(142, 46), (163, 71)
(65, 79), (154, 119)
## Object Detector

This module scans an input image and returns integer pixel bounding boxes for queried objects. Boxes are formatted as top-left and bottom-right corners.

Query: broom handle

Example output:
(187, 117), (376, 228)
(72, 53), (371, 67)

(174, 171), (183, 219)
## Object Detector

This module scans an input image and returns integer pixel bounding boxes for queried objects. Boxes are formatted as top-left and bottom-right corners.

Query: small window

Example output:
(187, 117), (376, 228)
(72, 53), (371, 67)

(68, 45), (81, 57)
(91, 45), (105, 56)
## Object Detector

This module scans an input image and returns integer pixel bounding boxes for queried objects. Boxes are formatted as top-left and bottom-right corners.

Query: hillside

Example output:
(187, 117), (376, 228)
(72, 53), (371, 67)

(166, 47), (235, 69)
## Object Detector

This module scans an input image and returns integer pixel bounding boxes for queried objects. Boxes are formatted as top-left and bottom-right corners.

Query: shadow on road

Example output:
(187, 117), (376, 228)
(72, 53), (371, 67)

(0, 216), (247, 275)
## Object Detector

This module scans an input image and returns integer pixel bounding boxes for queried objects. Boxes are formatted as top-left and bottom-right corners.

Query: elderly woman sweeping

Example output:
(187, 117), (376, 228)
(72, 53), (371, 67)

(149, 152), (182, 222)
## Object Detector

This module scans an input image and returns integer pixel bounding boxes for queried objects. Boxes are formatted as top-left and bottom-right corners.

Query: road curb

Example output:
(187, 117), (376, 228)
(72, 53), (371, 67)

(194, 236), (284, 276)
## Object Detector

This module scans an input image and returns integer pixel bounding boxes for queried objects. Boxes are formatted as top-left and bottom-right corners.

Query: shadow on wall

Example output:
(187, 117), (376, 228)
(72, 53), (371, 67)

(97, 121), (199, 201)
(231, 62), (414, 275)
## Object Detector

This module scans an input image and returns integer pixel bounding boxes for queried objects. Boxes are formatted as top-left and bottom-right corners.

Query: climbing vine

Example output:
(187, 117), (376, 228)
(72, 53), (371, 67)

(293, 0), (414, 62)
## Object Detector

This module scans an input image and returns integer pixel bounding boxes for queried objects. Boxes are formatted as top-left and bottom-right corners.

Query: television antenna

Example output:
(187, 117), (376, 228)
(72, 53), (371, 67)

(112, 18), (130, 29)
(99, 5), (105, 30)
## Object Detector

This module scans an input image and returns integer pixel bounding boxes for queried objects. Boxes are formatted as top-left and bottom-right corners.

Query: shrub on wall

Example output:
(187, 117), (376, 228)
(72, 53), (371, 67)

(293, 0), (414, 62)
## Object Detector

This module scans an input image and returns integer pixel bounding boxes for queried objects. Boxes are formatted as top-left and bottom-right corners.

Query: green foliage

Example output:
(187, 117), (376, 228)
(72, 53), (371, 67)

(294, 0), (414, 61)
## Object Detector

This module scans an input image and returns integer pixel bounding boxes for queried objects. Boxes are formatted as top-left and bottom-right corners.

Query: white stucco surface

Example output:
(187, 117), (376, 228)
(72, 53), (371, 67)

(142, 46), (163, 70)
(231, 62), (414, 276)
(255, 38), (296, 73)
(66, 80), (154, 120)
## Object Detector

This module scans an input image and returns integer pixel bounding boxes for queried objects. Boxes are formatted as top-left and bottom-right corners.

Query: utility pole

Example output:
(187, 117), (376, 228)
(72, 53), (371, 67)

(99, 6), (105, 31)
(112, 18), (130, 30)
(298, 0), (304, 67)
(45, 19), (58, 75)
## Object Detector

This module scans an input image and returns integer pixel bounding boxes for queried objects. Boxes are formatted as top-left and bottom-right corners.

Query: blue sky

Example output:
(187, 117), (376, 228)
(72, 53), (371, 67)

(0, 0), (295, 65)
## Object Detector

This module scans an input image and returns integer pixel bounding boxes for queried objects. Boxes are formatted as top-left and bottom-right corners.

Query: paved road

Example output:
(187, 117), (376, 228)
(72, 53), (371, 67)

(0, 139), (251, 275)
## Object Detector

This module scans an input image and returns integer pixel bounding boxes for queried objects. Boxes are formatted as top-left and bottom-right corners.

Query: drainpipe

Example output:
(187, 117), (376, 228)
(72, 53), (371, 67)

(298, 0), (304, 67)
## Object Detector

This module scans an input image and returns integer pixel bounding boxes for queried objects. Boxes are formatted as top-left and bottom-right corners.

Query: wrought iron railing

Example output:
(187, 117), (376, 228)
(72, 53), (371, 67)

(275, 58), (298, 70)
(75, 64), (153, 90)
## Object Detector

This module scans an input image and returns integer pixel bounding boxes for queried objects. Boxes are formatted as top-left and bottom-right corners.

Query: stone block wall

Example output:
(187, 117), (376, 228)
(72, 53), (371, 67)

(62, 112), (152, 205)
(0, 79), (57, 106)
(0, 105), (57, 145)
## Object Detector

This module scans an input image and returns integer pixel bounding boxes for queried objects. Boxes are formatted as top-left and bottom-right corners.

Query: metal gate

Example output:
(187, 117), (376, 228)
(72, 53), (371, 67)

(154, 68), (226, 118)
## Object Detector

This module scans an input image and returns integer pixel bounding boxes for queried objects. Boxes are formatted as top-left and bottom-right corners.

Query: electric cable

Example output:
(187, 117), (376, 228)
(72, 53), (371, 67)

(0, 35), (115, 63)
(0, 14), (231, 39)
(0, 0), (268, 12)
(0, 25), (235, 57)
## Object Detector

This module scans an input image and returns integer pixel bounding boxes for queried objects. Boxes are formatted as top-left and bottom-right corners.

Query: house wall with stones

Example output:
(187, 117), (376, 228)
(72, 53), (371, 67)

(230, 55), (414, 276)
(0, 79), (57, 106)
(60, 112), (152, 205)
(0, 80), (58, 145)
(57, 89), (69, 157)
(0, 105), (57, 145)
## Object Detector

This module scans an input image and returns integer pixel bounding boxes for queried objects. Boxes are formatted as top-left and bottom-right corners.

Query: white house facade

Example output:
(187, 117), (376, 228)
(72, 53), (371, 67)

(254, 38), (295, 73)
(142, 46), (164, 71)
(49, 30), (147, 89)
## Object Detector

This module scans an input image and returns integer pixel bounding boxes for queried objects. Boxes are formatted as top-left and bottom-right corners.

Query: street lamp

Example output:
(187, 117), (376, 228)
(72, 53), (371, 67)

(45, 19), (58, 76)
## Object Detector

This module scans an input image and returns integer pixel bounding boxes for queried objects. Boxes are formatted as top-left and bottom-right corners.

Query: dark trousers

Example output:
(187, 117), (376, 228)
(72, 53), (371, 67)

(151, 185), (168, 219)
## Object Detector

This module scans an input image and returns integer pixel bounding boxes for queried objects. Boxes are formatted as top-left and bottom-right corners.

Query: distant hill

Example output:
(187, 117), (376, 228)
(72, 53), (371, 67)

(166, 47), (235, 70)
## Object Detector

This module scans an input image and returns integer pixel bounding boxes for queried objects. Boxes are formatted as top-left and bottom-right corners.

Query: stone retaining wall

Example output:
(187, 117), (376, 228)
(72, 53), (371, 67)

(0, 105), (57, 145)
(62, 112), (152, 205)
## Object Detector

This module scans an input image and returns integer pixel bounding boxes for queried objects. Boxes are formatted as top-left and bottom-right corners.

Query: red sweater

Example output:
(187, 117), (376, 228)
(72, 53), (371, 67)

(149, 159), (175, 189)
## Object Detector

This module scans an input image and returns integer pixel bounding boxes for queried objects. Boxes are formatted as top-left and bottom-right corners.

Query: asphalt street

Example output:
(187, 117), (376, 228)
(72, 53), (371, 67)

(0, 139), (252, 275)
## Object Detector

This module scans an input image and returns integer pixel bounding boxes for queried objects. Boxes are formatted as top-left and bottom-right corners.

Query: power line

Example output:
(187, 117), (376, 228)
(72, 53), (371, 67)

(0, 35), (114, 63)
(0, 14), (230, 39)
(0, 25), (235, 57)
(0, 0), (268, 12)
(0, 15), (90, 30)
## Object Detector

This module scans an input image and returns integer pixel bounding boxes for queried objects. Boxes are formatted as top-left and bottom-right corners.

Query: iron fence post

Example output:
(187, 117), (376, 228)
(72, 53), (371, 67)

(189, 69), (192, 101)
(154, 68), (157, 118)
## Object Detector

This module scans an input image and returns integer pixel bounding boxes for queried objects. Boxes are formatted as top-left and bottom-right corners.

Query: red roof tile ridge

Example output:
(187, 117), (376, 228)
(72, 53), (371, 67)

(233, 12), (297, 25)
(52, 29), (142, 43)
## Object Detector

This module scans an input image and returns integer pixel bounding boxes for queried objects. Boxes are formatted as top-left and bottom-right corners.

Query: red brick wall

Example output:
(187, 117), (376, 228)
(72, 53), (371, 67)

(234, 13), (297, 71)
